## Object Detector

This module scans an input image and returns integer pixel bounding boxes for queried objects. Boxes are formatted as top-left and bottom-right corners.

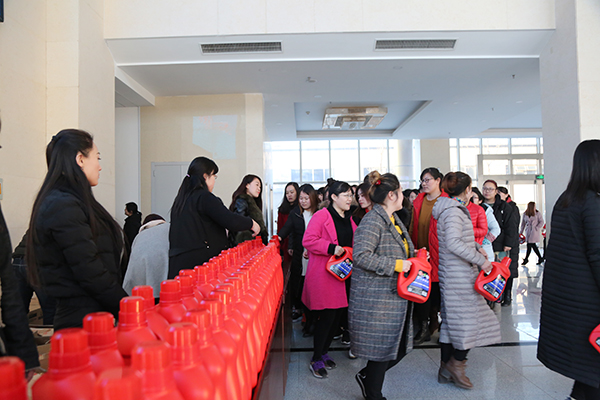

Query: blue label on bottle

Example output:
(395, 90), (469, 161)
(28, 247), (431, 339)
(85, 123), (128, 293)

(407, 270), (430, 297)
(330, 258), (353, 279)
(482, 274), (506, 299)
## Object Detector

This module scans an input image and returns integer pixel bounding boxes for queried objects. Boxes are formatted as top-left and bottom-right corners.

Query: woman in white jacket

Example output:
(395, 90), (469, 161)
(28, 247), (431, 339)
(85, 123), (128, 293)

(471, 188), (500, 261)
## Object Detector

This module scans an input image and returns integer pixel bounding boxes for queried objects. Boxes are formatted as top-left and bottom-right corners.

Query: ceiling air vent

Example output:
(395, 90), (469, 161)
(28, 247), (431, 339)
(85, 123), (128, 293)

(201, 41), (282, 54)
(323, 107), (387, 130)
(375, 39), (456, 50)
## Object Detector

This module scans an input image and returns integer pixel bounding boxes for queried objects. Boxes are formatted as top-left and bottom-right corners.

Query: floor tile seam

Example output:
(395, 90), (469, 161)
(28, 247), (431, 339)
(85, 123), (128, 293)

(517, 364), (569, 400)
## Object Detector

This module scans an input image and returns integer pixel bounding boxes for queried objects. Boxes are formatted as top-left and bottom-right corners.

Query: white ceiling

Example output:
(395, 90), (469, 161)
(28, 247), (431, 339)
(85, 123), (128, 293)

(108, 29), (554, 141)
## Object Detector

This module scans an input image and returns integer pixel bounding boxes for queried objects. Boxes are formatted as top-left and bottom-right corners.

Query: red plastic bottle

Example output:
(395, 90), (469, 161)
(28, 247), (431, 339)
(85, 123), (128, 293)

(210, 289), (252, 398)
(183, 310), (227, 400)
(166, 323), (215, 400)
(94, 368), (142, 400)
(198, 299), (243, 400)
(0, 357), (26, 400)
(397, 249), (432, 303)
(175, 275), (200, 310)
(178, 269), (202, 301)
(194, 265), (215, 299)
(32, 328), (96, 400)
(131, 286), (170, 341)
(131, 341), (184, 400)
(83, 312), (124, 375)
(156, 280), (187, 324)
(116, 297), (157, 365)
(590, 324), (600, 353)
(474, 257), (511, 302)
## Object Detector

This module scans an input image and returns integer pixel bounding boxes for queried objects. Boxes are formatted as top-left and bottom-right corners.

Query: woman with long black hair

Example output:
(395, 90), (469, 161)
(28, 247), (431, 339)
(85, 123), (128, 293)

(519, 201), (544, 265)
(230, 174), (268, 245)
(168, 157), (259, 278)
(538, 140), (600, 400)
(27, 129), (129, 329)
(278, 182), (300, 266)
(123, 202), (142, 250)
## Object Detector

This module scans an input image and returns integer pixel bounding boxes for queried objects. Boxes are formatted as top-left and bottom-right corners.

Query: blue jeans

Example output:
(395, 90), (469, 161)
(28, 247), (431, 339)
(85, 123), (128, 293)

(12, 257), (56, 325)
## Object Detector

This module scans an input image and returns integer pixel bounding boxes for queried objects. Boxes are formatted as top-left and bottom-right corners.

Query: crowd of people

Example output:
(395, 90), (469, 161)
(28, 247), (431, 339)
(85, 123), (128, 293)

(0, 125), (597, 399)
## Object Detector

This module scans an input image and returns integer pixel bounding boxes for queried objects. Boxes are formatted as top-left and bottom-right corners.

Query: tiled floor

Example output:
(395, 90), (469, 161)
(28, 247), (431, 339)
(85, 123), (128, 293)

(284, 258), (574, 400)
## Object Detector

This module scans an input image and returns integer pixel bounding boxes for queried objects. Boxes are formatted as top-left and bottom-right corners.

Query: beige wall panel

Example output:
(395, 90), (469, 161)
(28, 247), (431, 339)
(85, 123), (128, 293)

(314, 0), (364, 33)
(47, 0), (79, 42)
(217, 0), (267, 35)
(507, 0), (555, 30)
(266, 0), (315, 33)
(420, 139), (450, 175)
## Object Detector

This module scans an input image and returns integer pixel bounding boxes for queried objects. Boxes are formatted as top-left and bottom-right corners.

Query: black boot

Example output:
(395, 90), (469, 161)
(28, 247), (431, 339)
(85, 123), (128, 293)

(501, 291), (512, 307)
(414, 321), (431, 344)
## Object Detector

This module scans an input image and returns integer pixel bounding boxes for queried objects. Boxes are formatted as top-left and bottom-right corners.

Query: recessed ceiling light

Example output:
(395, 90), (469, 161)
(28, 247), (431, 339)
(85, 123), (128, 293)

(276, 123), (282, 126)
(453, 102), (459, 105)
(314, 95), (322, 98)
(516, 100), (523, 104)
(393, 66), (403, 70)
(258, 68), (267, 72)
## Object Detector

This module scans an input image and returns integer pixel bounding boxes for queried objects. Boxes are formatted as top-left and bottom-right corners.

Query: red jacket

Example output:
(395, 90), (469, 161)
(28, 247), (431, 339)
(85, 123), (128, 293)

(410, 191), (449, 282)
(466, 202), (488, 245)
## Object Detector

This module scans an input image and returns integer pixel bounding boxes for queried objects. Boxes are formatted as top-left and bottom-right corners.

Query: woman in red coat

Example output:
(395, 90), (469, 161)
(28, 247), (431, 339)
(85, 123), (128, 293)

(466, 199), (488, 245)
(302, 180), (357, 379)
(410, 167), (448, 344)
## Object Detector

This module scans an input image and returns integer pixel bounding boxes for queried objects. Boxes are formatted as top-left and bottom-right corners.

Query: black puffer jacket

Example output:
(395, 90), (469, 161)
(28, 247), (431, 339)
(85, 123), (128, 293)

(537, 191), (600, 387)
(490, 196), (520, 277)
(232, 194), (268, 245)
(32, 188), (128, 329)
(169, 189), (253, 278)
(123, 212), (142, 249)
(0, 204), (39, 369)
(278, 206), (307, 268)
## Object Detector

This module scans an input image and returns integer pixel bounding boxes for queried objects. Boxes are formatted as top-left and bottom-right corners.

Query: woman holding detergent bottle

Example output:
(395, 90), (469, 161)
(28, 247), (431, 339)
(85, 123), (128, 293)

(349, 172), (415, 400)
(302, 180), (357, 379)
(431, 172), (500, 390)
(538, 140), (600, 400)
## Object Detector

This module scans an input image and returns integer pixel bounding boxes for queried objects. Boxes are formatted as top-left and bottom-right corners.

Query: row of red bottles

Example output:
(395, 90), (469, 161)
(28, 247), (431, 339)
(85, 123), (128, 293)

(25, 238), (283, 400)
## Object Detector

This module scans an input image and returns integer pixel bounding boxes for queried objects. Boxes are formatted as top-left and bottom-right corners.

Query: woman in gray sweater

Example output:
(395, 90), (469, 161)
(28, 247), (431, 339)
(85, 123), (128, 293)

(432, 172), (500, 390)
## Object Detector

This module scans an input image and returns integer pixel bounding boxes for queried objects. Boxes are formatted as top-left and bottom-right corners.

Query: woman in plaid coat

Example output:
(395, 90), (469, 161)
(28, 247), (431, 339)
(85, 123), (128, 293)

(349, 172), (414, 400)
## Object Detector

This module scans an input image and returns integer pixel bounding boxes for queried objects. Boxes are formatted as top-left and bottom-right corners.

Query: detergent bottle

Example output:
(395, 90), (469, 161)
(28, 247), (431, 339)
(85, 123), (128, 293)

(397, 249), (431, 303)
(83, 312), (124, 375)
(32, 328), (96, 400)
(178, 269), (202, 301)
(174, 275), (200, 310)
(131, 341), (184, 400)
(166, 323), (215, 400)
(194, 265), (215, 299)
(131, 286), (170, 341)
(0, 357), (27, 400)
(474, 257), (511, 302)
(93, 368), (142, 400)
(590, 324), (600, 353)
(156, 280), (187, 324)
(116, 297), (157, 365)
(183, 310), (228, 400)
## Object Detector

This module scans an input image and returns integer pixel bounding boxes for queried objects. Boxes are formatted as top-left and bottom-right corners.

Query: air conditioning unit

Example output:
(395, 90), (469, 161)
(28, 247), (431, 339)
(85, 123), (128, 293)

(322, 107), (387, 130)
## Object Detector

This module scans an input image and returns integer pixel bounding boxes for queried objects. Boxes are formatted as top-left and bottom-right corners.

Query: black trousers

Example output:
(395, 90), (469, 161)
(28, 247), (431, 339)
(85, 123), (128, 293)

(312, 308), (343, 361)
(360, 323), (409, 400)
(440, 342), (469, 363)
(523, 243), (543, 262)
(413, 282), (440, 322)
(571, 380), (600, 400)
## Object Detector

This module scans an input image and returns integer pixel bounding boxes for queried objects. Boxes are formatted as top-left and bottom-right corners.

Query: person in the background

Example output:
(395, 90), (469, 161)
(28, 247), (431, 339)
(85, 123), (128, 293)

(520, 201), (544, 265)
(302, 180), (357, 379)
(410, 167), (448, 344)
(404, 189), (419, 204)
(433, 172), (499, 390)
(169, 157), (258, 278)
(482, 180), (519, 307)
(123, 214), (169, 295)
(11, 232), (56, 325)
(352, 182), (372, 225)
(277, 182), (299, 266)
(496, 186), (521, 307)
(465, 190), (488, 245)
(123, 202), (142, 252)
(471, 187), (500, 262)
(278, 184), (319, 329)
(28, 129), (128, 330)
(0, 118), (40, 373)
(538, 140), (600, 399)
(230, 174), (268, 245)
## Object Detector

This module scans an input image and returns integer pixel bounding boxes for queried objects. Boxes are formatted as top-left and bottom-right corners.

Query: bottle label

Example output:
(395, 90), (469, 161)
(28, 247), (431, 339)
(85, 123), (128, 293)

(482, 274), (506, 299)
(407, 270), (430, 298)
(329, 258), (353, 279)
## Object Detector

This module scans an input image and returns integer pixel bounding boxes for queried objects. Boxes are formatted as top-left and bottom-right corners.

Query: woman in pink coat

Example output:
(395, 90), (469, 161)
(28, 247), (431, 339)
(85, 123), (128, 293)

(520, 201), (545, 265)
(302, 180), (357, 379)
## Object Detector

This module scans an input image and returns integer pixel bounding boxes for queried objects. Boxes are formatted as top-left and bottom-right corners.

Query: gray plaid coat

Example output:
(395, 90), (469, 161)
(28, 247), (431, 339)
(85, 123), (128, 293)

(349, 203), (415, 362)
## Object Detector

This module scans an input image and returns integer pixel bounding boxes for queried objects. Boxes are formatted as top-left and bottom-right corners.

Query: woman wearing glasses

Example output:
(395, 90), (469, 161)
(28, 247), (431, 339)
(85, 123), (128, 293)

(410, 167), (448, 344)
(302, 180), (357, 379)
(481, 180), (520, 307)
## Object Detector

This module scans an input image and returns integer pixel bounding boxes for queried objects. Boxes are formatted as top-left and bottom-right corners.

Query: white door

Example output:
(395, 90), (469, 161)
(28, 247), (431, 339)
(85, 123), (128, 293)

(151, 162), (189, 222)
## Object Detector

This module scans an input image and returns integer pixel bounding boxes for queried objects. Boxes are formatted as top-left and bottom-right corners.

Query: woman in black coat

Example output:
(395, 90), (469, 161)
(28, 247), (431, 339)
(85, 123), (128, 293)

(537, 140), (600, 400)
(481, 180), (520, 306)
(28, 129), (129, 330)
(123, 202), (142, 249)
(230, 174), (269, 245)
(168, 157), (259, 278)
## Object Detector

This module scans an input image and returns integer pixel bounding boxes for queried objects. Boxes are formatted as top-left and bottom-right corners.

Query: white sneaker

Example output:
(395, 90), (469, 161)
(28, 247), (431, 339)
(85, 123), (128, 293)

(348, 349), (357, 359)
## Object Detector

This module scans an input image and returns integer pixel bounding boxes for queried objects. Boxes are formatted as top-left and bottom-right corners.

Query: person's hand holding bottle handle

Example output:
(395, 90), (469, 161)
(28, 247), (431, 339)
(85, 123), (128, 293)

(334, 245), (345, 257)
(251, 220), (260, 236)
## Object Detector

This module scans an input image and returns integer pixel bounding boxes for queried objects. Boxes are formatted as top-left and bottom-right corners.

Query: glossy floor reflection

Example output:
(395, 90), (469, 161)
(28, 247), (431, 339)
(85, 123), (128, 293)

(284, 253), (574, 400)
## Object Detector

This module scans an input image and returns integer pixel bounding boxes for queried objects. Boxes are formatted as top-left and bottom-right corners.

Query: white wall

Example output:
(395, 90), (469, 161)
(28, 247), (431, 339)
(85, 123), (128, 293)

(420, 139), (451, 175)
(115, 107), (141, 226)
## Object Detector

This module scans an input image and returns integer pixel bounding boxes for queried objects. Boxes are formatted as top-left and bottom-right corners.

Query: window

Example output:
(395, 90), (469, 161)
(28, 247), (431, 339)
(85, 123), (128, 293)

(270, 141), (300, 183)
(301, 141), (329, 182)
(513, 159), (539, 175)
(330, 140), (359, 182)
(360, 139), (389, 178)
(483, 159), (510, 175)
(459, 138), (480, 178)
(449, 138), (459, 171)
(482, 138), (509, 154)
(511, 138), (537, 154)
